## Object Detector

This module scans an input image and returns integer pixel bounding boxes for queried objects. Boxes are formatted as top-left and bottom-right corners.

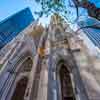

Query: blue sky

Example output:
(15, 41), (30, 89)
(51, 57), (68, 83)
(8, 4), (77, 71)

(0, 0), (99, 26)
(89, 0), (100, 8)
(0, 0), (37, 21)
(0, 0), (50, 26)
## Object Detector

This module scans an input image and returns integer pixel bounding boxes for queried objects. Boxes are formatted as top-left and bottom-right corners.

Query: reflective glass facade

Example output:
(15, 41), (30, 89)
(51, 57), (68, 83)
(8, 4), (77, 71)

(78, 17), (100, 48)
(0, 7), (34, 49)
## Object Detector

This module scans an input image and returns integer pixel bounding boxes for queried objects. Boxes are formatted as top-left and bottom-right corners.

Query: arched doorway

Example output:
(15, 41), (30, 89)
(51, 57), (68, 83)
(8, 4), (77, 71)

(11, 57), (33, 100)
(11, 77), (28, 100)
(58, 61), (76, 100)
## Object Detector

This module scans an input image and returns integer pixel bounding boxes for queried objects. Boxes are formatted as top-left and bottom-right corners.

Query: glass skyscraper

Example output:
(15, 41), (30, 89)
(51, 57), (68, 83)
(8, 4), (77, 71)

(0, 7), (34, 49)
(78, 17), (100, 48)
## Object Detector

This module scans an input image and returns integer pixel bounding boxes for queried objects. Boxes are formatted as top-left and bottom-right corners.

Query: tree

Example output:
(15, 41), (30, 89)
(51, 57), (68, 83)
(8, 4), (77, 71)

(34, 0), (100, 21)
(34, 0), (68, 20)
(33, 0), (100, 31)
(71, 0), (100, 20)
(33, 0), (84, 24)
